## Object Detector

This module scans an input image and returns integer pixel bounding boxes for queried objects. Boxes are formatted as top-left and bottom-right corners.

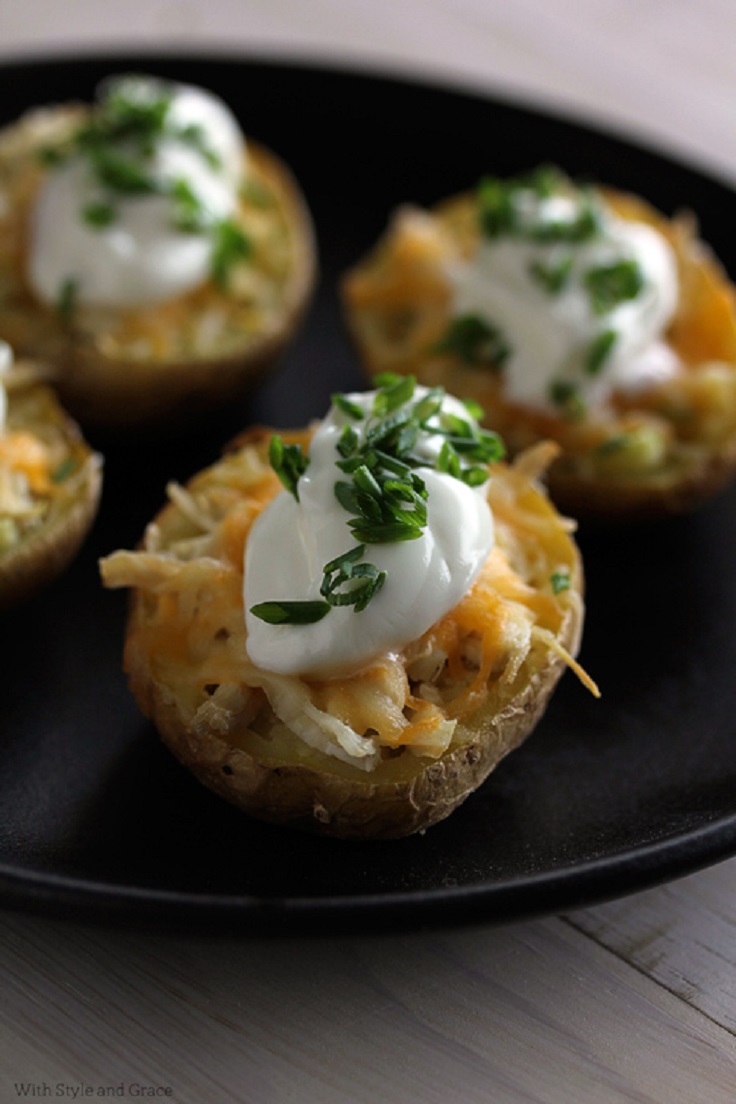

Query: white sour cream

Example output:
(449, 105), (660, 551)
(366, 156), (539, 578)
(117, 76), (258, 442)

(244, 388), (495, 679)
(27, 75), (246, 308)
(451, 186), (680, 413)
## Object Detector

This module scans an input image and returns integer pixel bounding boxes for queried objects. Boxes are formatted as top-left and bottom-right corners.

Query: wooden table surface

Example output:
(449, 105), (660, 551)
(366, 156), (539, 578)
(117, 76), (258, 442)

(2, 3), (736, 1101)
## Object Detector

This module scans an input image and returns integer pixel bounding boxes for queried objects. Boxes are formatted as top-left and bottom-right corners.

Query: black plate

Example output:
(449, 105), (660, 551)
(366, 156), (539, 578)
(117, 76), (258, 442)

(2, 53), (736, 935)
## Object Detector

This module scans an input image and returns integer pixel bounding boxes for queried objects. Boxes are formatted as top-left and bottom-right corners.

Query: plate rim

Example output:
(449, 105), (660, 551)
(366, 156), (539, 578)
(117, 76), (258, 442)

(2, 49), (736, 933)
(2, 812), (736, 933)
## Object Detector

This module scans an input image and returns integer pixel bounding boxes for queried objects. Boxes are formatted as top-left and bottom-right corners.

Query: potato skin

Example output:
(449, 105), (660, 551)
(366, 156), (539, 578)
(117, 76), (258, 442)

(128, 601), (580, 839)
(547, 442), (736, 523)
(0, 106), (317, 433)
(109, 432), (587, 840)
(341, 184), (736, 522)
(0, 385), (102, 609)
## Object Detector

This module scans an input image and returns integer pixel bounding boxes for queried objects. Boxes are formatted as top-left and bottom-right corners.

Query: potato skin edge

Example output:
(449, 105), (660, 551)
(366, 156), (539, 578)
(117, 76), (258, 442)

(0, 106), (318, 434)
(125, 578), (582, 840)
(53, 143), (318, 434)
(341, 185), (736, 522)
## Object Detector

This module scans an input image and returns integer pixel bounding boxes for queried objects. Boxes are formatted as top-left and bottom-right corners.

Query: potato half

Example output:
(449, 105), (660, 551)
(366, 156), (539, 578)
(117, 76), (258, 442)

(0, 105), (317, 432)
(0, 382), (102, 608)
(100, 428), (591, 839)
(341, 186), (736, 521)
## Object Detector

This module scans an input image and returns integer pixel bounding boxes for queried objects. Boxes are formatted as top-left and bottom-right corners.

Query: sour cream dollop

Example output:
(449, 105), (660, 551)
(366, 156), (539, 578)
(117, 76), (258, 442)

(244, 386), (496, 679)
(450, 172), (680, 414)
(27, 75), (246, 308)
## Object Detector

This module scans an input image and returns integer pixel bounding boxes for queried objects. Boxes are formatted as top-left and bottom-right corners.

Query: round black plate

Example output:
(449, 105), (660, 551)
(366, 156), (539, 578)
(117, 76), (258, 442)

(2, 53), (736, 935)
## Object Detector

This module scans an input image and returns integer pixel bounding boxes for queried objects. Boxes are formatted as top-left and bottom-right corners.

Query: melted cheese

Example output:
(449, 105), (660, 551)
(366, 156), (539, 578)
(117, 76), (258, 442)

(101, 429), (593, 770)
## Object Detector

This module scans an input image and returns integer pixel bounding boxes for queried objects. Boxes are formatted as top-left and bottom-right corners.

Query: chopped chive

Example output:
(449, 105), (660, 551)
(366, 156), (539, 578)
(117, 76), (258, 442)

(551, 570), (571, 595)
(320, 545), (387, 612)
(57, 277), (78, 323)
(440, 412), (474, 439)
(595, 433), (631, 456)
(369, 449), (412, 479)
(269, 435), (309, 500)
(412, 388), (445, 424)
(322, 545), (367, 576)
(250, 600), (331, 625)
(462, 397), (485, 421)
(336, 424), (360, 458)
(334, 480), (362, 515)
(260, 384), (502, 626)
(529, 256), (573, 295)
(364, 408), (412, 452)
(477, 175), (518, 237)
(211, 219), (251, 288)
(549, 380), (586, 419)
(348, 519), (425, 544)
(438, 439), (462, 479)
(88, 145), (160, 195)
(332, 393), (365, 420)
(82, 201), (116, 228)
(462, 466), (491, 487)
(584, 259), (644, 315)
(372, 371), (404, 388)
(101, 82), (173, 139)
(176, 122), (222, 170)
(51, 456), (77, 482)
(38, 145), (66, 167)
(530, 200), (600, 244)
(353, 464), (383, 500)
(476, 169), (601, 244)
(372, 374), (416, 416)
(432, 313), (510, 368)
(171, 177), (209, 232)
(586, 329), (618, 375)
(526, 164), (564, 198)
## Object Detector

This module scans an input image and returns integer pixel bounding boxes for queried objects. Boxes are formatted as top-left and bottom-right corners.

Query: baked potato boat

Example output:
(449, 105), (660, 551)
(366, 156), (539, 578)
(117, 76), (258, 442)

(100, 379), (596, 839)
(0, 348), (102, 609)
(342, 166), (736, 521)
(0, 75), (317, 432)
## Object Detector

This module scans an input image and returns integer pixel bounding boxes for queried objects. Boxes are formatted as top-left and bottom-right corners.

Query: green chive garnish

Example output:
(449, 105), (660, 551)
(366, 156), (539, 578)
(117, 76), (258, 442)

(332, 394), (365, 420)
(57, 277), (78, 323)
(432, 313), (510, 368)
(584, 259), (644, 315)
(269, 435), (309, 500)
(529, 256), (573, 295)
(51, 457), (77, 483)
(549, 380), (586, 419)
(82, 202), (116, 228)
(211, 219), (251, 288)
(257, 384), (503, 626)
(586, 329), (618, 375)
(551, 571), (571, 595)
(250, 601), (331, 625)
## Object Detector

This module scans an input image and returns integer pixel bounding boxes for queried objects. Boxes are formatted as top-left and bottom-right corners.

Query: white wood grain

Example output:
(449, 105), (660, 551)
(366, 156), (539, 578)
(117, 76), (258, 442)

(567, 858), (736, 1034)
(0, 903), (735, 1104)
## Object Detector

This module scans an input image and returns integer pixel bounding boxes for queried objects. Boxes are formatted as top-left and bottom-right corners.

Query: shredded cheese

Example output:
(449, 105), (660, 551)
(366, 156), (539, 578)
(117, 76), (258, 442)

(101, 431), (595, 770)
(342, 189), (736, 484)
